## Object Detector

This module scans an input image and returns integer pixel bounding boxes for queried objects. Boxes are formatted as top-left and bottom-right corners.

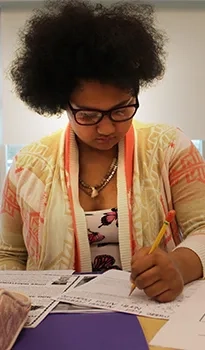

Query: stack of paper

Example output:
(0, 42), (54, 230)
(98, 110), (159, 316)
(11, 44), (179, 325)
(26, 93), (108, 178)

(1, 268), (205, 334)
(55, 269), (204, 320)
(0, 270), (75, 327)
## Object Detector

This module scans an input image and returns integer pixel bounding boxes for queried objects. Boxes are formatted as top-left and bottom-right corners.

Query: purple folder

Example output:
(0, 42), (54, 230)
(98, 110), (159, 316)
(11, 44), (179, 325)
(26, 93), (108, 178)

(14, 312), (149, 350)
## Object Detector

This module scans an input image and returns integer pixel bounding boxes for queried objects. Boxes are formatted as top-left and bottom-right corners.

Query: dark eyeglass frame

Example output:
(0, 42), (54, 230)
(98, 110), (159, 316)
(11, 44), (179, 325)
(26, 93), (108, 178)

(67, 97), (139, 126)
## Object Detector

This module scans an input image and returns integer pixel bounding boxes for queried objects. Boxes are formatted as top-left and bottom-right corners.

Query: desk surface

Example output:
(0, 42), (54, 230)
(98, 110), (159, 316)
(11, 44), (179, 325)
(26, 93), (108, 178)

(139, 317), (173, 350)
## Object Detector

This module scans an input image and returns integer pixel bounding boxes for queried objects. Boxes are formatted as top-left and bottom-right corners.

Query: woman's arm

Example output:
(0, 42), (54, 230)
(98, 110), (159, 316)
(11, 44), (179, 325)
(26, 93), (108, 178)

(0, 163), (27, 270)
(170, 247), (203, 284)
(169, 129), (205, 280)
(131, 128), (205, 302)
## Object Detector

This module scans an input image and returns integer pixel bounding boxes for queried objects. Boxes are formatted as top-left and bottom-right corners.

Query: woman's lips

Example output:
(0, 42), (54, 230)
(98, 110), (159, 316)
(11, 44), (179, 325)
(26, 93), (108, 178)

(96, 136), (115, 143)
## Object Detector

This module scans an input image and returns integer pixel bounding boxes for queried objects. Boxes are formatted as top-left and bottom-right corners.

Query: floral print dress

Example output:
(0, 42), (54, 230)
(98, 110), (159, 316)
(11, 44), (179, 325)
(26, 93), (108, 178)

(85, 208), (122, 272)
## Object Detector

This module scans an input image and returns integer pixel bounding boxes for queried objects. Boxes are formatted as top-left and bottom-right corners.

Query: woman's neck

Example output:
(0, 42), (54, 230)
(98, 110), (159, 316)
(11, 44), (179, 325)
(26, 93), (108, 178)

(77, 139), (118, 162)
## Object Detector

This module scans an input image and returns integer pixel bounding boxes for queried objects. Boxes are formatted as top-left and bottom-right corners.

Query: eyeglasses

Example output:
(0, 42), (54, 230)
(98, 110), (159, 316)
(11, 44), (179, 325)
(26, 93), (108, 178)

(67, 98), (139, 126)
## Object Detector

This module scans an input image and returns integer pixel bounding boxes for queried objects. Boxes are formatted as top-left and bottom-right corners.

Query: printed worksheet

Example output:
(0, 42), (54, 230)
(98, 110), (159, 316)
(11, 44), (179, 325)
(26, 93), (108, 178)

(55, 269), (204, 320)
(52, 275), (110, 314)
(0, 270), (74, 285)
(0, 270), (76, 327)
(150, 282), (205, 349)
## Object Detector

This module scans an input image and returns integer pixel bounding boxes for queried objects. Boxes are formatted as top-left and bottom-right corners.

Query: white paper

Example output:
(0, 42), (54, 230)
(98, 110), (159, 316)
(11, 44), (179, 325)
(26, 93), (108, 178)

(55, 269), (204, 320)
(0, 270), (74, 285)
(52, 275), (109, 314)
(0, 270), (75, 327)
(150, 282), (205, 350)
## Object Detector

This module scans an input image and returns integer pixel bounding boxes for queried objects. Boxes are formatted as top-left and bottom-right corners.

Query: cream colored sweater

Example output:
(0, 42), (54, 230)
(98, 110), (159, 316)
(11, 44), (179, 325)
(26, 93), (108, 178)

(1, 122), (205, 273)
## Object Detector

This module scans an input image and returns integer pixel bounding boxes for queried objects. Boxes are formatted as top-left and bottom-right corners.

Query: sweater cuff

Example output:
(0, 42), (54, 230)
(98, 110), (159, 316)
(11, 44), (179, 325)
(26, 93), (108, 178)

(174, 235), (205, 278)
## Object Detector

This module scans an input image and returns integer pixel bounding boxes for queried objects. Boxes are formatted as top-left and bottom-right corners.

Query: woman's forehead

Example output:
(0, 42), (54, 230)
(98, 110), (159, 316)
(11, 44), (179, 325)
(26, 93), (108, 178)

(70, 81), (134, 109)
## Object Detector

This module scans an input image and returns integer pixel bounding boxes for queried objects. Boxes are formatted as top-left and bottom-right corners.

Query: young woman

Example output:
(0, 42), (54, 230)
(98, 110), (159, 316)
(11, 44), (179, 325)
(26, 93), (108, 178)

(0, 0), (205, 302)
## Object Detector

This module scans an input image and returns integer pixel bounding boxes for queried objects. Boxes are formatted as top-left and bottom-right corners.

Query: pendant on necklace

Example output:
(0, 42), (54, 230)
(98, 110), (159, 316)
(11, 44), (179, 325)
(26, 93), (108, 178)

(91, 187), (99, 198)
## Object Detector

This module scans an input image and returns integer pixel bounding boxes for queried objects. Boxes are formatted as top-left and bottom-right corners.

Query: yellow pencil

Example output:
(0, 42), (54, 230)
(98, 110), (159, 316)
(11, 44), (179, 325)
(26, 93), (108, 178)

(129, 210), (176, 296)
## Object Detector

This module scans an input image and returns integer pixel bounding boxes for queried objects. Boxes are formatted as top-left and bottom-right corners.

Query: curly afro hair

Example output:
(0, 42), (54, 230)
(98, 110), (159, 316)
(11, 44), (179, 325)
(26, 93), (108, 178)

(10, 0), (166, 116)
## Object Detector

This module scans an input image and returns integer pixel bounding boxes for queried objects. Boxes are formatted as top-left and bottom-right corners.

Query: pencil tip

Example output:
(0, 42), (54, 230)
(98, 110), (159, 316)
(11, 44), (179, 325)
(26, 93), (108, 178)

(129, 283), (135, 297)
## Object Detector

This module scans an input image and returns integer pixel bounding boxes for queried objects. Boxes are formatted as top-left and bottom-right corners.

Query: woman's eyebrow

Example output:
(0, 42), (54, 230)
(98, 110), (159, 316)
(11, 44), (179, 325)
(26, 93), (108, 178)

(72, 97), (134, 110)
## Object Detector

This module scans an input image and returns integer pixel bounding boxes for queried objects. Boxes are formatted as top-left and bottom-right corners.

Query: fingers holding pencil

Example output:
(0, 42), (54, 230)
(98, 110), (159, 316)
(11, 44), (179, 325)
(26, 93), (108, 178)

(129, 246), (184, 302)
(129, 247), (155, 296)
(129, 210), (184, 302)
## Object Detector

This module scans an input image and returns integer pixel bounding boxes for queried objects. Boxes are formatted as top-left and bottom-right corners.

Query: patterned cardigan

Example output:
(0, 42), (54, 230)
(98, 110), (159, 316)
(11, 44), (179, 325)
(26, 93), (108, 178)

(1, 121), (205, 273)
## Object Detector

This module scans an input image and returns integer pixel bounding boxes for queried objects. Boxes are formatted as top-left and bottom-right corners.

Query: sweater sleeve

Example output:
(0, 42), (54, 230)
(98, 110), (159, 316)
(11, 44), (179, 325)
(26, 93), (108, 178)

(0, 160), (27, 270)
(169, 128), (205, 276)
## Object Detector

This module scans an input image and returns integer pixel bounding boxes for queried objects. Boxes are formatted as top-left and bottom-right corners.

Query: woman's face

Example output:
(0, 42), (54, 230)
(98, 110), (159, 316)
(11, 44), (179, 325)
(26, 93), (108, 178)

(67, 81), (138, 151)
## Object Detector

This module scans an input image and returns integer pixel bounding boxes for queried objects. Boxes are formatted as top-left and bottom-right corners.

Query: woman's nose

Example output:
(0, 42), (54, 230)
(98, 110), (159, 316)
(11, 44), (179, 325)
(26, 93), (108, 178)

(97, 115), (115, 135)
